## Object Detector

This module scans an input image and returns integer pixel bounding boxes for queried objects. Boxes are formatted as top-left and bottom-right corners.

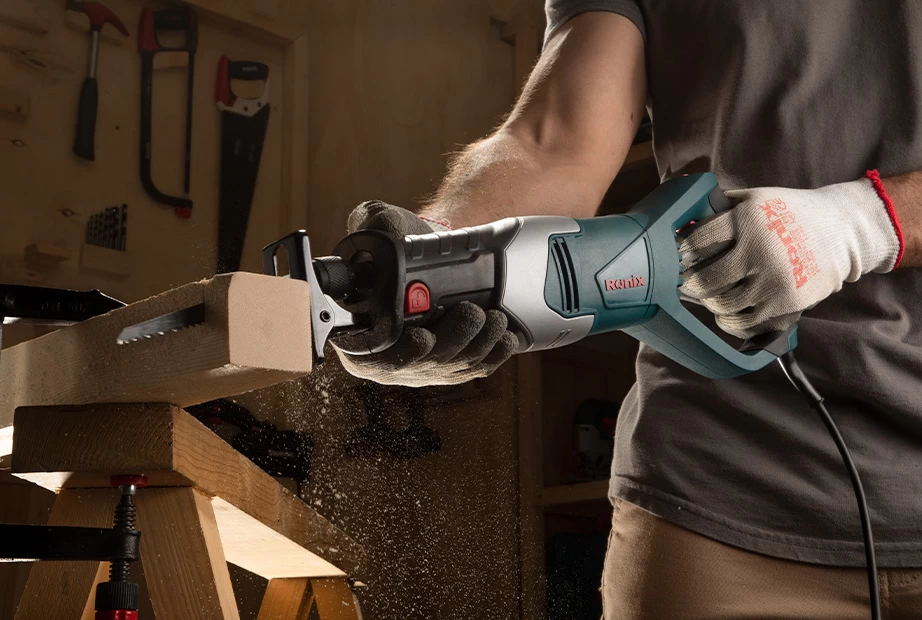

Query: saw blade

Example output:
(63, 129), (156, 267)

(116, 303), (206, 344)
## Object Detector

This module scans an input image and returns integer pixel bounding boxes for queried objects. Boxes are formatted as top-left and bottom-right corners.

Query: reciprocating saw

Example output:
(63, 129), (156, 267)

(263, 172), (797, 379)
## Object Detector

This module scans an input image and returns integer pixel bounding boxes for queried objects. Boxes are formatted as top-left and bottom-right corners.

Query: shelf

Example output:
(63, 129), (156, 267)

(538, 480), (610, 506)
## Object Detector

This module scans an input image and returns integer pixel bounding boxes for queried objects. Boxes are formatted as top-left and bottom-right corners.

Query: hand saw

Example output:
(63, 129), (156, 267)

(214, 56), (271, 273)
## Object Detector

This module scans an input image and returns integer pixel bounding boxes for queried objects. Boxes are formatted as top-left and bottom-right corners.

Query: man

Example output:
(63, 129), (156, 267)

(340, 1), (922, 617)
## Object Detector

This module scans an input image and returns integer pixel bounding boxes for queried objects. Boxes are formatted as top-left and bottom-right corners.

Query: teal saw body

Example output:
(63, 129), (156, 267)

(542, 173), (797, 378)
(265, 172), (797, 379)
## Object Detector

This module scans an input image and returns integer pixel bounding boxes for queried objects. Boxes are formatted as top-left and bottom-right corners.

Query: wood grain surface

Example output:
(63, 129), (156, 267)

(257, 578), (313, 620)
(12, 403), (362, 577)
(0, 272), (312, 456)
(137, 487), (240, 620)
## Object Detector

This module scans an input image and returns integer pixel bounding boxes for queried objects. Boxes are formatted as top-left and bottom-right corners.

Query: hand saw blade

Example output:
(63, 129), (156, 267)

(217, 103), (270, 274)
(116, 303), (206, 344)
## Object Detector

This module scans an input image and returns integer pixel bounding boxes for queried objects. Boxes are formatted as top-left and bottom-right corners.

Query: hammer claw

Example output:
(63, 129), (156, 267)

(79, 1), (129, 36)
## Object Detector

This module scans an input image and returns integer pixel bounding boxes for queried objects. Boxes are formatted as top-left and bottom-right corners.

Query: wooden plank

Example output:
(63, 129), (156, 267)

(257, 578), (313, 620)
(0, 0), (50, 35)
(311, 579), (361, 620)
(516, 353), (546, 620)
(12, 403), (363, 577)
(14, 488), (117, 620)
(280, 34), (310, 234)
(137, 487), (240, 620)
(537, 480), (610, 505)
(0, 479), (54, 619)
(181, 0), (308, 44)
(79, 563), (109, 620)
(0, 272), (312, 456)
(213, 497), (346, 579)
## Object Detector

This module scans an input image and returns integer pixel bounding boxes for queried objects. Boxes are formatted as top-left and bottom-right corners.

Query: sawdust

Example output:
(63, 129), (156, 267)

(231, 363), (522, 620)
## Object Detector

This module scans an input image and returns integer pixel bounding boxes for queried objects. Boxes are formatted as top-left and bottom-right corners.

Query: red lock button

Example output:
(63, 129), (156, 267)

(405, 282), (431, 315)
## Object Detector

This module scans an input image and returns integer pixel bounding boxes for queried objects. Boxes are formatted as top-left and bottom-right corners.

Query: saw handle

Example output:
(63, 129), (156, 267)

(623, 172), (798, 378)
(73, 77), (98, 161)
(138, 7), (197, 54)
(215, 56), (270, 117)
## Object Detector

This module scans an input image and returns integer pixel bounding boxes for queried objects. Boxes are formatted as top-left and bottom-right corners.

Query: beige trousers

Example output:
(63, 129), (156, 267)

(602, 499), (922, 620)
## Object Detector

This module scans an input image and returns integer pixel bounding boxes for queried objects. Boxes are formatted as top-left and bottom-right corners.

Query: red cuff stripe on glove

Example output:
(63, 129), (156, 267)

(865, 169), (905, 268)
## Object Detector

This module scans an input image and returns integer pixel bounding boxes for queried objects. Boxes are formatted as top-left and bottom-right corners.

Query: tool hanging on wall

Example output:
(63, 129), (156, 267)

(85, 204), (127, 251)
(214, 56), (271, 273)
(70, 1), (129, 161)
(138, 7), (197, 218)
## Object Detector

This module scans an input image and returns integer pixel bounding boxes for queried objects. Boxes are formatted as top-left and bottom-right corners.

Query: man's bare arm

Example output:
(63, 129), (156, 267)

(421, 12), (646, 228)
(882, 172), (922, 267)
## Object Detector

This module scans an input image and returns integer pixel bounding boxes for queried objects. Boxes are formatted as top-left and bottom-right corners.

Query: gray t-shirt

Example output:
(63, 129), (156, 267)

(547, 0), (922, 567)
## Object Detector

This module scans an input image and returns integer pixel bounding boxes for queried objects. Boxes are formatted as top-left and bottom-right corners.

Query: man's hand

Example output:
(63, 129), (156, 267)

(335, 202), (520, 387)
(679, 172), (904, 338)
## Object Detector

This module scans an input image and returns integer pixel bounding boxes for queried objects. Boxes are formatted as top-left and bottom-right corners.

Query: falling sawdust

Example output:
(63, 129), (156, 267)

(234, 363), (523, 620)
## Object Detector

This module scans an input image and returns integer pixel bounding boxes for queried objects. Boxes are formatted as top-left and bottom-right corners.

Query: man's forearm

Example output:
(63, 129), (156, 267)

(419, 11), (647, 229)
(420, 129), (618, 228)
(882, 171), (922, 267)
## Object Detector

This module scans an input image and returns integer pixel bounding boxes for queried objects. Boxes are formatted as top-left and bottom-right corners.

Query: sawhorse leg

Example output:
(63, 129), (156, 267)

(16, 487), (241, 620)
(136, 487), (239, 620)
(258, 578), (360, 620)
(15, 488), (116, 620)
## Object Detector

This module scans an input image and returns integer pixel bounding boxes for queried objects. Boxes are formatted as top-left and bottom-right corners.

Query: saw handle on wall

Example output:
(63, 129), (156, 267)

(138, 7), (198, 217)
(215, 56), (270, 117)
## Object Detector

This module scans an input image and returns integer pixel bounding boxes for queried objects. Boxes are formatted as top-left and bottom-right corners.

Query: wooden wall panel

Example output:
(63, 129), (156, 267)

(305, 0), (517, 254)
(0, 0), (295, 304)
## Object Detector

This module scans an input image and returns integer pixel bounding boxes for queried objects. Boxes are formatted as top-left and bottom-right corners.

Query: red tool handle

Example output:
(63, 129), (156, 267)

(215, 56), (270, 108)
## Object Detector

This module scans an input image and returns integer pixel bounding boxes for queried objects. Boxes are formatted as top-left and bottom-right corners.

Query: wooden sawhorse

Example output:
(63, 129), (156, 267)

(9, 403), (364, 620)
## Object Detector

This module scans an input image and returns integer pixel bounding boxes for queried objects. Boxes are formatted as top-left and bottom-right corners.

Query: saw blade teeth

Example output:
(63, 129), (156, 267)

(117, 323), (200, 345)
(115, 303), (206, 345)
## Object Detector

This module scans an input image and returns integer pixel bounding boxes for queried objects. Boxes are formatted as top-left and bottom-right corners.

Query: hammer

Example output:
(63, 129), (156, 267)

(72, 1), (129, 161)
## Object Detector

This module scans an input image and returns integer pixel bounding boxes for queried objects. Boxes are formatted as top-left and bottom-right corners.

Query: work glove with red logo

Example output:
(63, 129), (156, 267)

(334, 201), (519, 387)
(679, 171), (904, 339)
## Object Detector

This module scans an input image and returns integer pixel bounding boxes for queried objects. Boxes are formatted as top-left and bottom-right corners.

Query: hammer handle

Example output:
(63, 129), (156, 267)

(73, 76), (97, 161)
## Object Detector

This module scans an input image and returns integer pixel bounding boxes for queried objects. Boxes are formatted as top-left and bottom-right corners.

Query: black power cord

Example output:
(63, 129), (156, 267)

(777, 351), (881, 620)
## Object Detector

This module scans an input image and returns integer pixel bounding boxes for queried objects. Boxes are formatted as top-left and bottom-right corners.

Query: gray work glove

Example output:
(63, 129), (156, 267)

(335, 201), (520, 387)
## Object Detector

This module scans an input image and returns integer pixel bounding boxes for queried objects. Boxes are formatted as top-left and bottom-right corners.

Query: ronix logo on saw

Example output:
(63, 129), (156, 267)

(595, 240), (651, 307)
(605, 276), (645, 291)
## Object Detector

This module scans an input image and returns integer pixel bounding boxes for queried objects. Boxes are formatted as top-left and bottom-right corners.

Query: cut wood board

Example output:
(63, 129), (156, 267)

(0, 272), (312, 456)
(12, 403), (361, 577)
